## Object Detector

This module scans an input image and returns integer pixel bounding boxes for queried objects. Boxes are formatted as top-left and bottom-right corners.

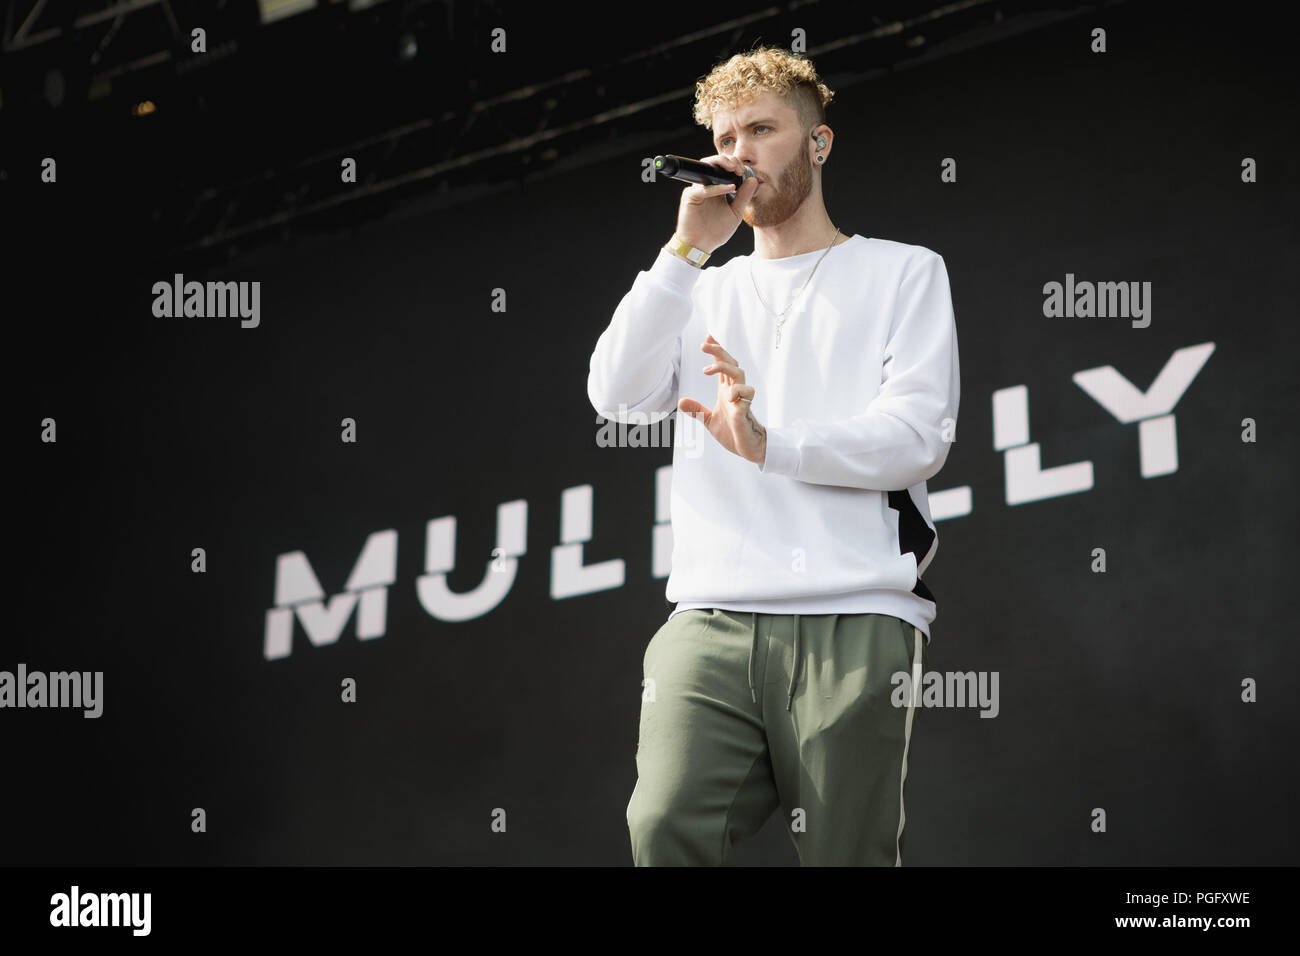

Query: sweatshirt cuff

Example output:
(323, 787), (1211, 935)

(757, 425), (799, 476)
(651, 246), (707, 296)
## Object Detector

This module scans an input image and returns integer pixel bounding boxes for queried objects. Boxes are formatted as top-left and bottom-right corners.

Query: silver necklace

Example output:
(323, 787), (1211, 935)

(749, 227), (842, 349)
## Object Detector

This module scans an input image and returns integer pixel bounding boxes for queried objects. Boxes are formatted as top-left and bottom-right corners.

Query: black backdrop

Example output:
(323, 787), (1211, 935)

(11, 0), (1298, 865)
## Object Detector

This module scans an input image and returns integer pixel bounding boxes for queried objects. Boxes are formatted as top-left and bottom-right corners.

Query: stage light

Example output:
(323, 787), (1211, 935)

(258, 0), (318, 25)
(397, 31), (418, 62)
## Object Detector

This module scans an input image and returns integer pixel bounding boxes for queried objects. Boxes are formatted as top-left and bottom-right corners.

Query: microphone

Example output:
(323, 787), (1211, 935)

(653, 154), (756, 205)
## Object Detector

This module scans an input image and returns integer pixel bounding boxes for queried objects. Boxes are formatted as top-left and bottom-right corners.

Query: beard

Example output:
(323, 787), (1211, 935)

(741, 141), (814, 228)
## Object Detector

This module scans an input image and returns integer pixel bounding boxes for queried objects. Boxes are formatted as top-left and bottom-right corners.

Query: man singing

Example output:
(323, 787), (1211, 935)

(587, 45), (960, 866)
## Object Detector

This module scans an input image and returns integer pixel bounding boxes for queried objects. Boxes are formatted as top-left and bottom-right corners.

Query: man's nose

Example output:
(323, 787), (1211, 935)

(723, 138), (755, 165)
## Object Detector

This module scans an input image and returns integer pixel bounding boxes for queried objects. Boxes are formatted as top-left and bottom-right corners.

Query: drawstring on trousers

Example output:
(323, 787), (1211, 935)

(747, 613), (758, 703)
(745, 612), (804, 709)
(786, 614), (801, 711)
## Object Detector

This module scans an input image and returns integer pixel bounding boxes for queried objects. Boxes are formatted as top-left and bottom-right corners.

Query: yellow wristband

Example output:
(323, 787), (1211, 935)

(665, 234), (710, 267)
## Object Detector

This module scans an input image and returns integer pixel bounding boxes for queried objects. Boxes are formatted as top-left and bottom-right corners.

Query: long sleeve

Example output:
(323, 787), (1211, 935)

(587, 247), (705, 424)
(759, 251), (960, 491)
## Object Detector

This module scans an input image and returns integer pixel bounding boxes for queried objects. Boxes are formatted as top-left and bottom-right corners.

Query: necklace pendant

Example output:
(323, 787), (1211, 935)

(775, 327), (781, 349)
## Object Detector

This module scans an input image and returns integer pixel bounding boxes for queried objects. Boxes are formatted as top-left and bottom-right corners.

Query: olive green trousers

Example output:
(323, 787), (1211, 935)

(627, 608), (929, 866)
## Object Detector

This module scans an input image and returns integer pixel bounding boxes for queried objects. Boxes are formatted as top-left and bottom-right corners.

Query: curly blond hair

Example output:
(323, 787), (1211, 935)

(692, 46), (835, 136)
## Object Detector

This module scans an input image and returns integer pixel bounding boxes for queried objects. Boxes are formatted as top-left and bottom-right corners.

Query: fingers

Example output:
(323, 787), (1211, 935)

(701, 152), (749, 191)
(703, 360), (745, 384)
(701, 338), (738, 367)
(730, 175), (757, 202)
(677, 397), (710, 424)
(705, 153), (749, 177)
(686, 181), (739, 203)
(729, 384), (756, 405)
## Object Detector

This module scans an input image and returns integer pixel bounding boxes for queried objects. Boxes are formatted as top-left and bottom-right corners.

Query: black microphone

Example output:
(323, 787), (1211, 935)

(653, 154), (755, 205)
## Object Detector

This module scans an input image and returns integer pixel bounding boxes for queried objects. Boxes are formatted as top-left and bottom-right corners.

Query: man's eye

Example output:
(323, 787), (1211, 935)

(720, 126), (770, 148)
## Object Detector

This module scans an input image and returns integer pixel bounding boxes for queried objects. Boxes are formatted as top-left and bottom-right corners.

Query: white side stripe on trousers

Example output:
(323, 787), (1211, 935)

(895, 625), (924, 867)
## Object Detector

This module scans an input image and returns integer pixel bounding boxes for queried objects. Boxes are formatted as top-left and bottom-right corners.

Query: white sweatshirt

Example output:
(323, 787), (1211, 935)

(587, 234), (959, 641)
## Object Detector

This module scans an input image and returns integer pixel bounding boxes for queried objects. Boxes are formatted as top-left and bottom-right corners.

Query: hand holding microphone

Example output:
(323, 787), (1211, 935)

(657, 152), (760, 255)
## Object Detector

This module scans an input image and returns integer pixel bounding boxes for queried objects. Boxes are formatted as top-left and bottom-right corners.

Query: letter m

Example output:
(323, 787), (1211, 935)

(1096, 281), (1128, 317)
(263, 530), (397, 661)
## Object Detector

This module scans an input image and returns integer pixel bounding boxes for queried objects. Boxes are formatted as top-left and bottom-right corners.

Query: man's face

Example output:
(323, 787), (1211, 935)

(711, 92), (815, 228)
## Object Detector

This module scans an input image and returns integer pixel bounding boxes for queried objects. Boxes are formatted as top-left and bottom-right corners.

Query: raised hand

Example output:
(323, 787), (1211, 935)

(678, 334), (767, 466)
